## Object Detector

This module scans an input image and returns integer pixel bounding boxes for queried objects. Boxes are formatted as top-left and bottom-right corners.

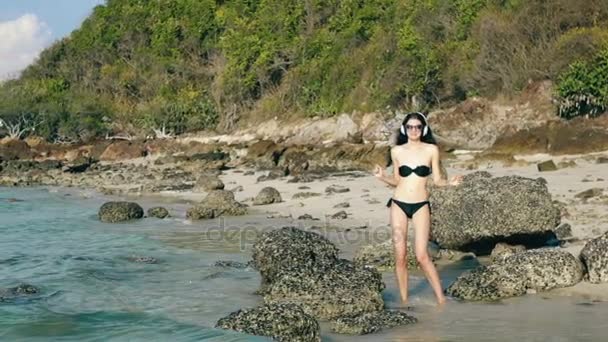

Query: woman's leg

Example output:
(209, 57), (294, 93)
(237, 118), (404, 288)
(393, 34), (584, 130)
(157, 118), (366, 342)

(412, 204), (446, 304)
(390, 202), (409, 303)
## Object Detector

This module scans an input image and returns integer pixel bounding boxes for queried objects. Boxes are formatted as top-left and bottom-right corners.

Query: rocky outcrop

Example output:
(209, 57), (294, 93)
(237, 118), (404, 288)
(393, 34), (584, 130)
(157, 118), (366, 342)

(330, 310), (417, 335)
(216, 303), (320, 342)
(252, 227), (339, 291)
(253, 187), (282, 205)
(580, 232), (608, 284)
(186, 190), (247, 219)
(446, 249), (584, 301)
(99, 141), (146, 161)
(263, 258), (384, 320)
(430, 172), (560, 253)
(98, 201), (144, 223)
(0, 139), (33, 160)
(252, 227), (386, 320)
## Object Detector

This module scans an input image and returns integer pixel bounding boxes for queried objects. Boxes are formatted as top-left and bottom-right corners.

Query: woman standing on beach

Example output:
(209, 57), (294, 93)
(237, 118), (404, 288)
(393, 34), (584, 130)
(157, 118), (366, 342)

(373, 112), (462, 305)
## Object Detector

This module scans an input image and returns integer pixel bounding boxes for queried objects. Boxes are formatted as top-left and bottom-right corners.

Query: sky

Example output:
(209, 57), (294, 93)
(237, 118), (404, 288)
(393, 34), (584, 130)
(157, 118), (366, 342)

(0, 0), (105, 79)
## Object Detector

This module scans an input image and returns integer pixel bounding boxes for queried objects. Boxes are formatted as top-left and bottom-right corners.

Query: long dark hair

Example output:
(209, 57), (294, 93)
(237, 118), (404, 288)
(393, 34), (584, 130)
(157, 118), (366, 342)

(395, 112), (437, 146)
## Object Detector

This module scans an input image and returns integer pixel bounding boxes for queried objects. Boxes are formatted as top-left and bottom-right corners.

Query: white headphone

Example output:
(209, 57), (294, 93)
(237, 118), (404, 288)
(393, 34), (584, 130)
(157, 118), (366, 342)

(400, 112), (429, 136)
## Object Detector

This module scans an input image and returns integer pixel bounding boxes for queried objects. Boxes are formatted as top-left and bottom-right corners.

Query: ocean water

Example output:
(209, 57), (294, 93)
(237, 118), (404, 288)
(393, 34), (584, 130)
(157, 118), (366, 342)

(1, 187), (607, 341)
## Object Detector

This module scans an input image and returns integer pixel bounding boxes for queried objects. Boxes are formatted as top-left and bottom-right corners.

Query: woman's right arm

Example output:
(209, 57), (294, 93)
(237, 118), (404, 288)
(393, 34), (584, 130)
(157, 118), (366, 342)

(374, 147), (399, 187)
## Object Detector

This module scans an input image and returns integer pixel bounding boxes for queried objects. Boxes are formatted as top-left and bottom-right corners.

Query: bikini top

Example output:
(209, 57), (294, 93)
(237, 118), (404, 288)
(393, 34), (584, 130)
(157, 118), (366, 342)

(398, 164), (431, 177)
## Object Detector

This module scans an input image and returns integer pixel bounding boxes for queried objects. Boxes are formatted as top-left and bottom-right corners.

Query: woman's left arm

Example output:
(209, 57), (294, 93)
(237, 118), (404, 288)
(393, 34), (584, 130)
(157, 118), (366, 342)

(431, 146), (462, 187)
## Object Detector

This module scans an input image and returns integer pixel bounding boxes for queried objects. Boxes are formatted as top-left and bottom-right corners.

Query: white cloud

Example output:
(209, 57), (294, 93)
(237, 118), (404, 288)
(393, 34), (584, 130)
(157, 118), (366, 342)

(0, 14), (52, 80)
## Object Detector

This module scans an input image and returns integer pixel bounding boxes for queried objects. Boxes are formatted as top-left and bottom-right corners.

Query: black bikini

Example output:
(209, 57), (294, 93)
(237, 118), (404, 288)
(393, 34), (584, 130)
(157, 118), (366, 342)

(386, 164), (431, 218)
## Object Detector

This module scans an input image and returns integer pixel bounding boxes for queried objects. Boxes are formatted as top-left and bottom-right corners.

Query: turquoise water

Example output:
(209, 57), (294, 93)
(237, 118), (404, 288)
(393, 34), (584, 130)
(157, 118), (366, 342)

(0, 187), (268, 341)
(2, 187), (608, 341)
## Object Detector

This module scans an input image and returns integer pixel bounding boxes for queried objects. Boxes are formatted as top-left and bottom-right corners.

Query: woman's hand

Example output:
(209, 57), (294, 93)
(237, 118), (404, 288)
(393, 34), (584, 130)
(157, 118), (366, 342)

(449, 175), (464, 186)
(373, 164), (386, 179)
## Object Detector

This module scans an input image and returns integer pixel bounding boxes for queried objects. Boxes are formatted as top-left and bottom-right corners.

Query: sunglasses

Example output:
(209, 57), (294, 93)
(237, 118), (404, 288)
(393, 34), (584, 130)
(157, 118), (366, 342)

(405, 124), (423, 131)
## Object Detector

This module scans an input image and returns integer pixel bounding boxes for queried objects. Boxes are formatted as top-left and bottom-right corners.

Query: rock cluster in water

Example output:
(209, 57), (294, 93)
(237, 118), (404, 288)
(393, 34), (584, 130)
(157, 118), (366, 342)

(216, 227), (417, 339)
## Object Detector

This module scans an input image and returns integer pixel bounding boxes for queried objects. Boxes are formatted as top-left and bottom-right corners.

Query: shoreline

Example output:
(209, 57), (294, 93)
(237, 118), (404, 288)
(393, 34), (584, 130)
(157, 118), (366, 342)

(2, 148), (608, 302)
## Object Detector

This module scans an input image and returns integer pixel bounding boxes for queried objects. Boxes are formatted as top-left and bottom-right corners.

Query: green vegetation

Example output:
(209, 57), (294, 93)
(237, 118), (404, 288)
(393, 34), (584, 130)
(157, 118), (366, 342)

(1, 0), (607, 141)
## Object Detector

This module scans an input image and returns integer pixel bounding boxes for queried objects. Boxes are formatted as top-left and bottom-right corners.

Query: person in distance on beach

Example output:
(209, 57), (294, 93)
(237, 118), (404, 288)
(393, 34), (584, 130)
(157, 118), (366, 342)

(373, 112), (463, 305)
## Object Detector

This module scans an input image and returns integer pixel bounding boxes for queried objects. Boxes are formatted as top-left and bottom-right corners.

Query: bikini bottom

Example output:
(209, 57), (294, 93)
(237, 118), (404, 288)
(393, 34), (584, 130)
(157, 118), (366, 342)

(386, 198), (431, 219)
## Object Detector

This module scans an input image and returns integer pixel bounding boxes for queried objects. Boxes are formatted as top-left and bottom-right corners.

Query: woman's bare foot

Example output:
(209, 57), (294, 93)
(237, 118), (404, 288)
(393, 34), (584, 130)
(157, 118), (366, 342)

(437, 295), (447, 305)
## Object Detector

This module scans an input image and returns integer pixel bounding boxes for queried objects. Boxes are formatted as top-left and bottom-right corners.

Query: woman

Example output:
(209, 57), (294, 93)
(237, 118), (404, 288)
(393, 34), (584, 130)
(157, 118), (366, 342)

(373, 112), (462, 305)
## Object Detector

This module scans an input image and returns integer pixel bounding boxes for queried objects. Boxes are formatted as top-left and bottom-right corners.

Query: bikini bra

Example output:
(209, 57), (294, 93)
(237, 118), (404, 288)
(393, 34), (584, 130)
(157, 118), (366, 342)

(398, 165), (431, 177)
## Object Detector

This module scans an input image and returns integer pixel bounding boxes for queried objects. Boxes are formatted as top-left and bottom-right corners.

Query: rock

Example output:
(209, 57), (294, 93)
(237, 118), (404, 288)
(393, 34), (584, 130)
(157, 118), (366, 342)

(62, 157), (92, 173)
(554, 223), (573, 241)
(537, 160), (557, 172)
(325, 185), (350, 194)
(253, 187), (282, 205)
(574, 188), (603, 200)
(194, 174), (225, 191)
(257, 169), (287, 182)
(333, 202), (350, 208)
(430, 172), (560, 253)
(557, 160), (577, 169)
(0, 283), (40, 301)
(288, 174), (315, 183)
(263, 259), (384, 320)
(186, 206), (215, 220)
(354, 240), (416, 271)
(446, 249), (584, 301)
(596, 156), (608, 164)
(490, 243), (526, 262)
(126, 256), (159, 264)
(216, 303), (320, 342)
(278, 150), (310, 175)
(580, 232), (608, 284)
(99, 141), (145, 161)
(330, 210), (348, 219)
(292, 192), (322, 199)
(214, 260), (252, 268)
(246, 140), (285, 169)
(252, 227), (339, 291)
(147, 207), (169, 219)
(330, 310), (417, 335)
(186, 190), (247, 220)
(297, 214), (317, 220)
(98, 201), (144, 223)
(0, 139), (33, 160)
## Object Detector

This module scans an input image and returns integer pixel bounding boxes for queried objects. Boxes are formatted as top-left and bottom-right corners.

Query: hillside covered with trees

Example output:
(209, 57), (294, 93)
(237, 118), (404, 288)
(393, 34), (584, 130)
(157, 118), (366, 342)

(1, 0), (607, 141)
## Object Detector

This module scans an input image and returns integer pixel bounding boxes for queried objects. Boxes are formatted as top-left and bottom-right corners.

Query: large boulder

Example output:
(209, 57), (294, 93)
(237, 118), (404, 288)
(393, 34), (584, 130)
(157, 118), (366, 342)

(252, 227), (339, 291)
(252, 227), (385, 320)
(580, 232), (608, 284)
(186, 190), (247, 220)
(430, 172), (560, 253)
(264, 259), (384, 320)
(98, 201), (144, 223)
(253, 187), (282, 205)
(446, 249), (584, 301)
(216, 303), (320, 342)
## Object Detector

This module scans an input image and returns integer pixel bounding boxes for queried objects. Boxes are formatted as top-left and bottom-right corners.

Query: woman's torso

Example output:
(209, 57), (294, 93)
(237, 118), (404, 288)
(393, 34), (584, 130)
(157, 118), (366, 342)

(393, 143), (432, 202)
